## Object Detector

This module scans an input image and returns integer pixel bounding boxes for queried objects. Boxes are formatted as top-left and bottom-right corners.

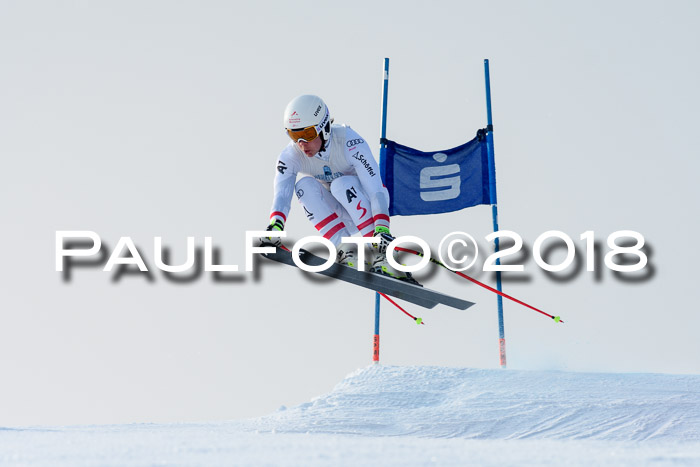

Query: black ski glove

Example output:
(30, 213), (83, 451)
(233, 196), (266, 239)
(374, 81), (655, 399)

(260, 219), (284, 247)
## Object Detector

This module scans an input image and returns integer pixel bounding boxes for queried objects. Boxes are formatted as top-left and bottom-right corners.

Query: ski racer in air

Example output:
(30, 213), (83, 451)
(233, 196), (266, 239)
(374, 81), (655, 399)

(261, 94), (412, 282)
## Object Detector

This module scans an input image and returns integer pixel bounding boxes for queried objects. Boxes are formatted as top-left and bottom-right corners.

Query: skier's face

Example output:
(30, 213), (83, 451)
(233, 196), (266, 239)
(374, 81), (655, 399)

(297, 136), (322, 157)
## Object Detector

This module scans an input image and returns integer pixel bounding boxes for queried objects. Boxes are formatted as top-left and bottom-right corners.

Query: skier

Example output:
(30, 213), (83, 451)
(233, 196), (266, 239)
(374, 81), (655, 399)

(261, 94), (411, 281)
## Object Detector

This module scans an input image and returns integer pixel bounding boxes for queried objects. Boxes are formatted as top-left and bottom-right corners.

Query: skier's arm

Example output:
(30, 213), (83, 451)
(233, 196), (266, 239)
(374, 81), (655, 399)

(344, 132), (391, 231)
(268, 149), (299, 227)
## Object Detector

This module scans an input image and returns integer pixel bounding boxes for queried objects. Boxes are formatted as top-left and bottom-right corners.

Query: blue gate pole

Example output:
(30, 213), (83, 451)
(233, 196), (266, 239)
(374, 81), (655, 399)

(374, 57), (390, 364)
(484, 59), (507, 369)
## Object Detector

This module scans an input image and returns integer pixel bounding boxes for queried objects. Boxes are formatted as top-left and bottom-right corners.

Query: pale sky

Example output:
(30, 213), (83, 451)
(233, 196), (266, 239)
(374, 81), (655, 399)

(1, 1), (699, 426)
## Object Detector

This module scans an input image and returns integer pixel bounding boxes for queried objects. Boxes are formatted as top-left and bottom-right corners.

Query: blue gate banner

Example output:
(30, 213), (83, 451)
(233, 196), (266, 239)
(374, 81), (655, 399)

(382, 132), (492, 216)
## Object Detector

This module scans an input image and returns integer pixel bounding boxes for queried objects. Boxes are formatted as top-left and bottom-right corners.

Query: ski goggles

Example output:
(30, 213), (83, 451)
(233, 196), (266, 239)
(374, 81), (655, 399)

(287, 125), (320, 143)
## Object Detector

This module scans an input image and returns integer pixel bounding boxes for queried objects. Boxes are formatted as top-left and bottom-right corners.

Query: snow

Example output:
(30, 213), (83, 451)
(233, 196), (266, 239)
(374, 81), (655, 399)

(2, 365), (699, 466)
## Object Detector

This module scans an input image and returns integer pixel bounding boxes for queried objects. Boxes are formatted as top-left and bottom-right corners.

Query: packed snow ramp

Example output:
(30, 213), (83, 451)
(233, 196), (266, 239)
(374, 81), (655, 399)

(248, 365), (700, 442)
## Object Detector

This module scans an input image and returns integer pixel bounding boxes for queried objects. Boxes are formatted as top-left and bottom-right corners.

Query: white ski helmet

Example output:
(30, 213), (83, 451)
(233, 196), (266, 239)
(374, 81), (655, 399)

(283, 94), (332, 147)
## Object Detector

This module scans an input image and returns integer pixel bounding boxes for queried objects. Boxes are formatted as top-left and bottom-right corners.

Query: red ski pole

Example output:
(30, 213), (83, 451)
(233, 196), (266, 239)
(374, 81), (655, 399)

(396, 247), (563, 324)
(379, 292), (425, 325)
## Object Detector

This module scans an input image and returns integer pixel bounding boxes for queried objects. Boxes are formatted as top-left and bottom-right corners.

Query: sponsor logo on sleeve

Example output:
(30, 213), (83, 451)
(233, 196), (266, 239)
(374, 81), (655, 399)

(351, 152), (376, 177)
(346, 138), (365, 148)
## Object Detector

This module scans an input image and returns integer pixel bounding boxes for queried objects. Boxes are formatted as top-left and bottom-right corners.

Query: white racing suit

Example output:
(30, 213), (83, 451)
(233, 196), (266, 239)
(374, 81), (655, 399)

(269, 124), (390, 245)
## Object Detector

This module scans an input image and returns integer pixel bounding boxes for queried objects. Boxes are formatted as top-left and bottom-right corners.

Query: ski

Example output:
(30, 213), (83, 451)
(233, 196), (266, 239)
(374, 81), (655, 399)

(262, 247), (475, 311)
